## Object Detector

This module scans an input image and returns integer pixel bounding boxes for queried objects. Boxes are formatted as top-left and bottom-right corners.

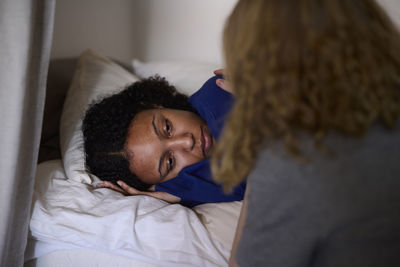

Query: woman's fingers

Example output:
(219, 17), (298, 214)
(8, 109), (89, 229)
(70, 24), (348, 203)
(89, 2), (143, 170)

(117, 180), (141, 195)
(100, 180), (180, 204)
(98, 181), (126, 195)
(118, 180), (181, 203)
(213, 68), (234, 93)
(213, 69), (224, 76)
(98, 180), (140, 196)
(216, 78), (233, 94)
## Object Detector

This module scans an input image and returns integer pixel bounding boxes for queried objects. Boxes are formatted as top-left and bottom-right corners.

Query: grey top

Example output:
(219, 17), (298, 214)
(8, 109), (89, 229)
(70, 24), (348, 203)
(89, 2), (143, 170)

(236, 122), (400, 267)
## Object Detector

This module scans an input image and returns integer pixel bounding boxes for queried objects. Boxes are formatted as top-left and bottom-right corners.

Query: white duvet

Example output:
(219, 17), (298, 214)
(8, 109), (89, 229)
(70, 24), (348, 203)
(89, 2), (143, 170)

(28, 160), (233, 266)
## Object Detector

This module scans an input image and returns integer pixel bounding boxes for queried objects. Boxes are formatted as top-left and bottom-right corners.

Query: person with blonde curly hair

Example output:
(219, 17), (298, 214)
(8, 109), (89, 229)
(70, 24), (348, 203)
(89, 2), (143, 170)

(213, 0), (400, 266)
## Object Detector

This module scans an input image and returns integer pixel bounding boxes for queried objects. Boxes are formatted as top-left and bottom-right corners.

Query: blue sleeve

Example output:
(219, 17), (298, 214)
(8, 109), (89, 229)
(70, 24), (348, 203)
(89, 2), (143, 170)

(188, 75), (235, 140)
(156, 160), (246, 208)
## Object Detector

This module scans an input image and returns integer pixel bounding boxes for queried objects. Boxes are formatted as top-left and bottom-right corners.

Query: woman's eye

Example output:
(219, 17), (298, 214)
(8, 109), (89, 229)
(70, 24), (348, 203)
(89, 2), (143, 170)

(167, 153), (175, 171)
(165, 119), (172, 136)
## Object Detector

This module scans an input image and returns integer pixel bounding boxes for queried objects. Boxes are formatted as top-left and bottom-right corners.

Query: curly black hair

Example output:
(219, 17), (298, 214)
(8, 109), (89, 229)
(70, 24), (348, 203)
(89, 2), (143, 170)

(82, 76), (197, 191)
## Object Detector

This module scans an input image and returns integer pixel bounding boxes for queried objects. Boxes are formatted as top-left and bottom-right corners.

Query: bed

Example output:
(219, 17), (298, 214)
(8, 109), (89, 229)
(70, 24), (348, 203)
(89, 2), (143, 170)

(24, 50), (242, 267)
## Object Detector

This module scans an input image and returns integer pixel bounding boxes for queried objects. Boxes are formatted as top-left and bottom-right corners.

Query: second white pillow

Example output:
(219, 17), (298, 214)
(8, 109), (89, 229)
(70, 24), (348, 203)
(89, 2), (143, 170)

(132, 59), (220, 96)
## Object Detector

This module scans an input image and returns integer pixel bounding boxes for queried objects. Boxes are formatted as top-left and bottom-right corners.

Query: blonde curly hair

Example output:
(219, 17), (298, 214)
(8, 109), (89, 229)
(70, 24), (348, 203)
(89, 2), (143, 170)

(212, 0), (400, 190)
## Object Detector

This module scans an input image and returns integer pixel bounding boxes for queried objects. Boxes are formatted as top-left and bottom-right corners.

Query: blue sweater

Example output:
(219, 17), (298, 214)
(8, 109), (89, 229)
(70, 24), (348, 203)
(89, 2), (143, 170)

(155, 76), (246, 207)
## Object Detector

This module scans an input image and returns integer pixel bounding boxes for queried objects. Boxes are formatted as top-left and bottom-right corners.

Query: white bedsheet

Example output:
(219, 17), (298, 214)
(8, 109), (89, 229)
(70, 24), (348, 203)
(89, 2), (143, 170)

(25, 246), (157, 267)
(27, 160), (230, 267)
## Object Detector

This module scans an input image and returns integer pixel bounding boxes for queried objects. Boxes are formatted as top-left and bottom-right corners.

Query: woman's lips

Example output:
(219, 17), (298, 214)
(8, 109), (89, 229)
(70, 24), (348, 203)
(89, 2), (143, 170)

(201, 126), (213, 157)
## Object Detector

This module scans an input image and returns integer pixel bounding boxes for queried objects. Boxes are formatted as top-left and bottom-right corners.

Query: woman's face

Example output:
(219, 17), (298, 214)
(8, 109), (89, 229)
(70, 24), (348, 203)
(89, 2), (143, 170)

(125, 108), (215, 185)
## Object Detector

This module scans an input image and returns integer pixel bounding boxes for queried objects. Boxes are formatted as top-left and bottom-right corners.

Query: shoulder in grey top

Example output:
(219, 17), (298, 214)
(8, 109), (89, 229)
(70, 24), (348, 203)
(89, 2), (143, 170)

(236, 122), (400, 267)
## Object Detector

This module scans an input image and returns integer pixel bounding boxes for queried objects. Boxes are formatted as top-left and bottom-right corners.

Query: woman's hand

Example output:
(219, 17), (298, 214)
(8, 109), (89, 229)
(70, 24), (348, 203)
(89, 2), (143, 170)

(98, 180), (181, 204)
(214, 69), (233, 94)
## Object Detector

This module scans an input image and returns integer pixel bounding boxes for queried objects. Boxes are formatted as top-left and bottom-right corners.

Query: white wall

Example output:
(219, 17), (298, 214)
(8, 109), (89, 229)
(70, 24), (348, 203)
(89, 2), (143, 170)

(51, 0), (399, 65)
(378, 0), (400, 28)
(51, 0), (237, 64)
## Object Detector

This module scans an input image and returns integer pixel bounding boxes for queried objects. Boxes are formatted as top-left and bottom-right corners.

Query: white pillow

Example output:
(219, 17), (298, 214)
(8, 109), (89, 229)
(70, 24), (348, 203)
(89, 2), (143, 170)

(60, 49), (139, 183)
(132, 59), (221, 96)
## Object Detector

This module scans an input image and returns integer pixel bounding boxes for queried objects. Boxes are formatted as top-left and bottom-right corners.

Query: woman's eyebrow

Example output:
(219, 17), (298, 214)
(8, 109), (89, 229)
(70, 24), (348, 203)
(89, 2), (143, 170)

(152, 114), (166, 180)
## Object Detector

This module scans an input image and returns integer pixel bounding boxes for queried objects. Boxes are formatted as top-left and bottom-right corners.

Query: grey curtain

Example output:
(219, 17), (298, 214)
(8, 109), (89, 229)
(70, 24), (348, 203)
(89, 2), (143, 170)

(0, 0), (55, 266)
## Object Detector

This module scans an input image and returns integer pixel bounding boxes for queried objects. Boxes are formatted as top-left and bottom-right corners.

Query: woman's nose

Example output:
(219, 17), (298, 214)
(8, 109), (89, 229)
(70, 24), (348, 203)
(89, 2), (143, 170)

(166, 132), (194, 151)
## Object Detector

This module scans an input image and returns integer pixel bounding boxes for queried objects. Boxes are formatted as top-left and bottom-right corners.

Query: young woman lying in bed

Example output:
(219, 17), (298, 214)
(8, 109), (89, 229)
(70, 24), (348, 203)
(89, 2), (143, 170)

(82, 73), (246, 207)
